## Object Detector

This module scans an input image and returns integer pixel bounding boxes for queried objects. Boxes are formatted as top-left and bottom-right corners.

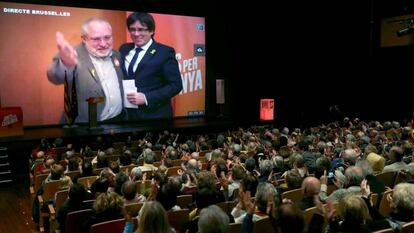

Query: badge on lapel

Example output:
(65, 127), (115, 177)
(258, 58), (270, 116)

(90, 68), (96, 78)
(113, 57), (120, 67)
(150, 49), (156, 55)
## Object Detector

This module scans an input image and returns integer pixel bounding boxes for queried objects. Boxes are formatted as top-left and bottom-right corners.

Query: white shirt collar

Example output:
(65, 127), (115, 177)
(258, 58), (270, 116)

(135, 38), (153, 51)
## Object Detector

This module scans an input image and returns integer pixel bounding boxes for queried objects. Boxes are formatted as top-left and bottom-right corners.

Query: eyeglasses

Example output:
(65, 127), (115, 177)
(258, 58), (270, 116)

(87, 35), (113, 43)
(129, 27), (149, 33)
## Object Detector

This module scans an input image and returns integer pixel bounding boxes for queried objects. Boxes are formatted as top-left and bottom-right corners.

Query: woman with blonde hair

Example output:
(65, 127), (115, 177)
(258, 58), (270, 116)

(327, 195), (371, 233)
(123, 201), (175, 233)
(81, 192), (124, 233)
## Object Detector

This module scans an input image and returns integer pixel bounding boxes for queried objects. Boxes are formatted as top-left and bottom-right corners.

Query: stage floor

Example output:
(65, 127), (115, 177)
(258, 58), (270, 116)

(0, 116), (234, 144)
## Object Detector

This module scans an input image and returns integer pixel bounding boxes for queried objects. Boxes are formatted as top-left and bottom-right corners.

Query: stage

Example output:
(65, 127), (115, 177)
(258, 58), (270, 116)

(1, 116), (235, 143)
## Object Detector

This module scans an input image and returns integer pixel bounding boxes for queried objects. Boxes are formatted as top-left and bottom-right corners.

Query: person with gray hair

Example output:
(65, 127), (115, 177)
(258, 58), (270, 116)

(355, 159), (374, 177)
(137, 148), (158, 172)
(227, 143), (241, 162)
(288, 153), (307, 177)
(255, 182), (279, 214)
(258, 159), (273, 182)
(142, 148), (153, 159)
(392, 121), (400, 129)
(129, 167), (142, 181)
(272, 155), (285, 174)
(342, 148), (360, 166)
(47, 17), (125, 124)
(380, 183), (414, 231)
(316, 141), (327, 156)
(383, 146), (408, 173)
(91, 150), (108, 168)
(231, 182), (279, 223)
(233, 143), (242, 156)
(198, 205), (229, 233)
(281, 127), (289, 136)
(166, 147), (179, 160)
(209, 149), (223, 162)
(321, 166), (364, 202)
(391, 183), (414, 214)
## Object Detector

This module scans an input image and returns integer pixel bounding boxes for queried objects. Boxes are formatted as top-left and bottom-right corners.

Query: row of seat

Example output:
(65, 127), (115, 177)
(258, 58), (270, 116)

(373, 221), (414, 233)
(63, 203), (271, 233)
(63, 200), (414, 233)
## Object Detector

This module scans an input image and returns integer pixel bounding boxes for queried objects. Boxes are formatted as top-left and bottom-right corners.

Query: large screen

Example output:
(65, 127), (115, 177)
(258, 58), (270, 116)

(0, 2), (205, 126)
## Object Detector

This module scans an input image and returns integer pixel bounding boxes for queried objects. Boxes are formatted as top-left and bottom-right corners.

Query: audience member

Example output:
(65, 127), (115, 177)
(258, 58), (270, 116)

(198, 205), (229, 233)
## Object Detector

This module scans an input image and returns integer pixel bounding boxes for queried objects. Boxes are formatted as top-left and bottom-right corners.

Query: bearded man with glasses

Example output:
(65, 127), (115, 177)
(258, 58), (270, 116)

(47, 17), (125, 124)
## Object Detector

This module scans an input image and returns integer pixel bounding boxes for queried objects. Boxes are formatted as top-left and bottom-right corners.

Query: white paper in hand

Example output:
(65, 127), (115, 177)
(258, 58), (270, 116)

(123, 80), (138, 108)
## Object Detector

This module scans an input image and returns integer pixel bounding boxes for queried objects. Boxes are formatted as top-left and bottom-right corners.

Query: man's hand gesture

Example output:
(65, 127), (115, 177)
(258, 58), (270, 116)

(56, 31), (78, 67)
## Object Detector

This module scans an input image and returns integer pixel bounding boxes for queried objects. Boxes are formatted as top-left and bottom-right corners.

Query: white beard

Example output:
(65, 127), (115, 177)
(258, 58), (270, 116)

(85, 44), (112, 58)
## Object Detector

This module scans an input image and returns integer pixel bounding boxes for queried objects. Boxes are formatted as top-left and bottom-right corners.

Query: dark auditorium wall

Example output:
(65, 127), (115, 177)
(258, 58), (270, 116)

(226, 1), (414, 128)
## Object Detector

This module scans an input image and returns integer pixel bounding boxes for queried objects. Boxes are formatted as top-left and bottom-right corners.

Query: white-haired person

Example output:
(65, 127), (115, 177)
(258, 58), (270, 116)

(383, 183), (414, 231)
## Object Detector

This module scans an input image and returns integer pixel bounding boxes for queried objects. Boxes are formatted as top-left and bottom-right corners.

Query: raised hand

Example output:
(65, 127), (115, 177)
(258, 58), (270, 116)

(191, 172), (198, 185)
(219, 171), (229, 190)
(56, 31), (77, 67)
(325, 200), (337, 222)
(148, 180), (159, 201)
(333, 173), (342, 189)
(267, 170), (274, 183)
(313, 195), (325, 215)
(266, 192), (277, 217)
(240, 190), (255, 214)
(360, 179), (371, 198)
(185, 174), (191, 186)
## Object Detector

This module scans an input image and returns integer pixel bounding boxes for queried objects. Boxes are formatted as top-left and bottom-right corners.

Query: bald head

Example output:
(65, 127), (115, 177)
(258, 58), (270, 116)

(191, 152), (200, 160)
(188, 159), (199, 171)
(301, 177), (321, 196)
(189, 159), (197, 167)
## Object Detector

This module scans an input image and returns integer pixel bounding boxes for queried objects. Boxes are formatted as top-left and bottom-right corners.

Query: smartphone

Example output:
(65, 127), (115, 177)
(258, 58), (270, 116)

(272, 172), (282, 180)
(328, 171), (334, 184)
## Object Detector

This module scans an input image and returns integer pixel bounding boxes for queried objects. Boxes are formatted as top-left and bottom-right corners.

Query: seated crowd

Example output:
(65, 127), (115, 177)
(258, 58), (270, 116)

(29, 117), (414, 233)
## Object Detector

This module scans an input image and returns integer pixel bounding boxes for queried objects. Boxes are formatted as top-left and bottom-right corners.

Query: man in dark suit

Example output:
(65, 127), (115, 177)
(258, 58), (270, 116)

(47, 17), (125, 124)
(119, 12), (183, 120)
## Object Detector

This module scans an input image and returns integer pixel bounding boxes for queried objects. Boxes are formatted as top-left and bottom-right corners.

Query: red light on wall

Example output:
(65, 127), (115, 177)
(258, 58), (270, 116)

(260, 99), (274, 121)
